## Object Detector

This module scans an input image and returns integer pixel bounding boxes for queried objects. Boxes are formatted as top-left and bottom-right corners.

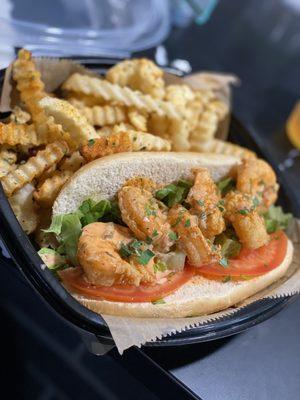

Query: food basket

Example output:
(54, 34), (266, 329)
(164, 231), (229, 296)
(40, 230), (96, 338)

(0, 58), (298, 352)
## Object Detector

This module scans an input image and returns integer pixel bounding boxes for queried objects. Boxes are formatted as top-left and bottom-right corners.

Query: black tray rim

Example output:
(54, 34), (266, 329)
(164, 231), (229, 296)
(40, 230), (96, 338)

(0, 57), (298, 348)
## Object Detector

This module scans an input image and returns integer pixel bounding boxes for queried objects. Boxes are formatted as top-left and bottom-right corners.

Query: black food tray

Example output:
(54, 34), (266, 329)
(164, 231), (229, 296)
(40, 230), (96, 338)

(0, 59), (297, 347)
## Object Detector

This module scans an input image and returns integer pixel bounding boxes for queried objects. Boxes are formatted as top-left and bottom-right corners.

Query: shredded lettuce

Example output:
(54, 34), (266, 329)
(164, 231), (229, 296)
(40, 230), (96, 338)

(263, 205), (293, 233)
(215, 230), (241, 259)
(38, 248), (66, 270)
(155, 179), (193, 207)
(217, 177), (235, 196)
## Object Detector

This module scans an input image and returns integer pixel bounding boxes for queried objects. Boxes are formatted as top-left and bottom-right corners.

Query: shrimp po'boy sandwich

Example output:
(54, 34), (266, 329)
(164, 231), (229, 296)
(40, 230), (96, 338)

(40, 152), (293, 318)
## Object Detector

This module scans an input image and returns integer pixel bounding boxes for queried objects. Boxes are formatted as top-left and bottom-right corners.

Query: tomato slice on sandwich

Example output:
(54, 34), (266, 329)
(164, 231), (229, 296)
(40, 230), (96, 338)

(193, 231), (288, 281)
(59, 264), (195, 303)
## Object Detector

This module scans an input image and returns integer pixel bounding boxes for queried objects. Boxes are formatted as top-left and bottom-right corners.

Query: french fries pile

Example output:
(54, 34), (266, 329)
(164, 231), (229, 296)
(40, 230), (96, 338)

(0, 49), (254, 238)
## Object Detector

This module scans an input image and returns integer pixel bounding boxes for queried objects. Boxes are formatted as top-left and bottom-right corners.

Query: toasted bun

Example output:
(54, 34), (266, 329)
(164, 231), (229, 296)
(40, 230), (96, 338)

(54, 152), (294, 318)
(53, 152), (240, 215)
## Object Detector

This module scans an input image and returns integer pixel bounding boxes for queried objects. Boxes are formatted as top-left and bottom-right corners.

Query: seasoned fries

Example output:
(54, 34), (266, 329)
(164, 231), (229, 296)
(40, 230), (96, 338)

(62, 73), (181, 119)
(0, 122), (43, 146)
(69, 99), (127, 126)
(34, 170), (73, 207)
(0, 148), (17, 178)
(38, 97), (98, 146)
(12, 49), (46, 121)
(0, 48), (248, 235)
(9, 184), (39, 233)
(1, 141), (68, 196)
(106, 58), (165, 99)
(190, 138), (256, 159)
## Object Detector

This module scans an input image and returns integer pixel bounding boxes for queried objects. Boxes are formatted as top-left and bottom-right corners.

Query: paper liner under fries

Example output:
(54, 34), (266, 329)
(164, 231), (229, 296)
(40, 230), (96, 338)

(1, 56), (298, 354)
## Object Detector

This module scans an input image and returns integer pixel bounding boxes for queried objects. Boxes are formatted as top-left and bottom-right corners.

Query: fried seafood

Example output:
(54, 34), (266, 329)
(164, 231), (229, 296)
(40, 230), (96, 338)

(224, 191), (269, 249)
(118, 186), (174, 252)
(80, 130), (170, 163)
(187, 168), (225, 238)
(77, 222), (155, 286)
(123, 177), (158, 193)
(236, 158), (278, 211)
(168, 204), (220, 265)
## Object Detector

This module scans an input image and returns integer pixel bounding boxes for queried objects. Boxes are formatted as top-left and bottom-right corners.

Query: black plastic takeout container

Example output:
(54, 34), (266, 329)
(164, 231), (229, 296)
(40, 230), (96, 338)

(0, 57), (298, 348)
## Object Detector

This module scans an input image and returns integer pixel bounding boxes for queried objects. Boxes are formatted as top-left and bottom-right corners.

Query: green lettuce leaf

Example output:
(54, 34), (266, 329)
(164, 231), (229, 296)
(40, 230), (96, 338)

(155, 179), (193, 207)
(44, 198), (119, 265)
(217, 177), (235, 195)
(38, 248), (66, 270)
(215, 230), (241, 258)
(263, 205), (293, 233)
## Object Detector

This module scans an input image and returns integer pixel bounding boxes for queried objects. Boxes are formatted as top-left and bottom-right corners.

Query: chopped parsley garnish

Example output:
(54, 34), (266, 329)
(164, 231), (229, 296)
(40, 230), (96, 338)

(145, 236), (153, 244)
(168, 231), (178, 241)
(119, 240), (155, 265)
(88, 139), (95, 147)
(238, 209), (250, 215)
(217, 177), (235, 195)
(184, 219), (191, 227)
(138, 249), (155, 265)
(153, 260), (168, 273)
(152, 229), (159, 237)
(155, 179), (193, 208)
(197, 199), (205, 206)
(120, 243), (132, 258)
(219, 257), (228, 267)
(152, 299), (166, 305)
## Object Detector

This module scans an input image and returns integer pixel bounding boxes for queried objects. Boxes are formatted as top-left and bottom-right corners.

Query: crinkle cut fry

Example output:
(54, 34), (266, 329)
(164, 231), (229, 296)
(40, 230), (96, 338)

(0, 148), (17, 178)
(1, 141), (68, 196)
(0, 122), (45, 146)
(62, 73), (182, 120)
(12, 49), (46, 121)
(34, 170), (73, 207)
(106, 58), (165, 99)
(70, 99), (127, 126)
(81, 130), (171, 162)
(191, 138), (256, 159)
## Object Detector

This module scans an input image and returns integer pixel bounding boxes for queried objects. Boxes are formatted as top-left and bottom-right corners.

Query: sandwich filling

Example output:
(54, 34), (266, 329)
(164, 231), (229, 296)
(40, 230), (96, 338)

(40, 158), (292, 303)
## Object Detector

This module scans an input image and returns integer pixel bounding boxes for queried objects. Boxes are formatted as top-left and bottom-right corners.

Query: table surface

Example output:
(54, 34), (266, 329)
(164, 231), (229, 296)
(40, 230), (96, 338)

(143, 1), (300, 399)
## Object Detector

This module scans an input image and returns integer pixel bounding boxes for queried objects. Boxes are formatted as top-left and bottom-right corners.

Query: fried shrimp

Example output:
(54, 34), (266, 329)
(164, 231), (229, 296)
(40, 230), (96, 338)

(236, 158), (278, 210)
(77, 222), (154, 286)
(187, 168), (225, 238)
(123, 177), (158, 193)
(224, 191), (269, 249)
(118, 186), (173, 252)
(168, 205), (220, 266)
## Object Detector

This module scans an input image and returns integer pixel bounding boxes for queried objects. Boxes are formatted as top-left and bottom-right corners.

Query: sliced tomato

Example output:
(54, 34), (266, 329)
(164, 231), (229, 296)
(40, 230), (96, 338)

(192, 231), (288, 281)
(59, 265), (195, 303)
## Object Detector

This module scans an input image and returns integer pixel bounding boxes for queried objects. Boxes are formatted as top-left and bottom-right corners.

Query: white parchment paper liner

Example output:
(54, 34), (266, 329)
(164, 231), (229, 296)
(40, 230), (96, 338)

(1, 56), (296, 355)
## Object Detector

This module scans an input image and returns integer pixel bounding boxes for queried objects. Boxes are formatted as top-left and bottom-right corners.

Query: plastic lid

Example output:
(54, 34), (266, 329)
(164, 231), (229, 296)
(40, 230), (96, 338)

(0, 0), (170, 57)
